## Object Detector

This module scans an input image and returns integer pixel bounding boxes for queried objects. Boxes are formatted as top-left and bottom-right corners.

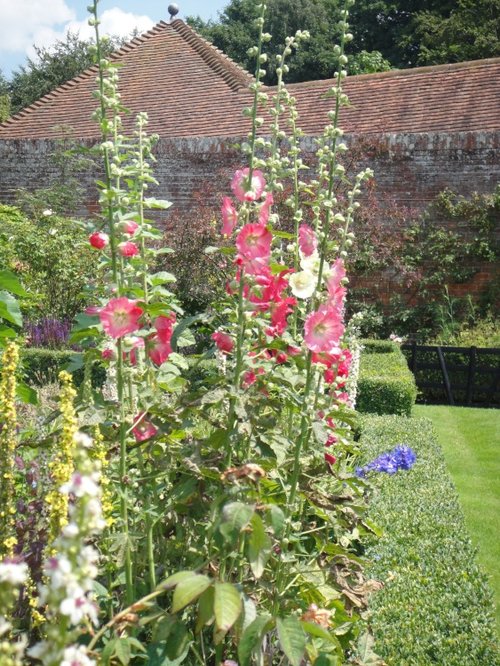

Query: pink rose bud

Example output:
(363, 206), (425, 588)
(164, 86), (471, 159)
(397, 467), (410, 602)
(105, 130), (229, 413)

(89, 231), (109, 249)
(118, 241), (139, 257)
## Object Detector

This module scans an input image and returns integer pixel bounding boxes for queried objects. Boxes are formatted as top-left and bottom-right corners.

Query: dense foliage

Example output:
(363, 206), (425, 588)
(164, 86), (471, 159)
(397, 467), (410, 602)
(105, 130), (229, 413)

(358, 415), (499, 665)
(0, 205), (98, 322)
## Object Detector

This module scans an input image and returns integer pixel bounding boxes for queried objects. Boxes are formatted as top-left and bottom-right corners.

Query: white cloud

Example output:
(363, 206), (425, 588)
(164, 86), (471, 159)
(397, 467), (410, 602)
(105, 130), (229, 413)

(0, 1), (154, 64)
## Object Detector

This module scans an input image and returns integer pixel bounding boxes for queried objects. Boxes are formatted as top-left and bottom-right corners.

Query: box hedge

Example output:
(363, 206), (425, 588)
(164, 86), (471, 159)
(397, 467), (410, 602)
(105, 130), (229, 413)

(18, 348), (105, 387)
(357, 415), (499, 665)
(357, 344), (417, 416)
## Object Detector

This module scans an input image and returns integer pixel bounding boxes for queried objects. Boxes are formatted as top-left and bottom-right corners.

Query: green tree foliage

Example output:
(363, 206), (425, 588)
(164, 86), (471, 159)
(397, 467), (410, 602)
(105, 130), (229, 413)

(0, 70), (10, 122)
(8, 32), (122, 115)
(188, 0), (391, 84)
(350, 0), (500, 68)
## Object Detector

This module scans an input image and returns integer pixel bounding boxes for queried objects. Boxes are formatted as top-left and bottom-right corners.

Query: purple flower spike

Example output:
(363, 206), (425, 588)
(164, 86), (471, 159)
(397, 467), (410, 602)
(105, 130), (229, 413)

(357, 444), (417, 477)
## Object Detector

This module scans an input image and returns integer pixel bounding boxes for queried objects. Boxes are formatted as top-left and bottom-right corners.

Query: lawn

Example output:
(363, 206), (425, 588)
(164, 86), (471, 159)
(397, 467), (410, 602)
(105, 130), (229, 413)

(413, 405), (500, 632)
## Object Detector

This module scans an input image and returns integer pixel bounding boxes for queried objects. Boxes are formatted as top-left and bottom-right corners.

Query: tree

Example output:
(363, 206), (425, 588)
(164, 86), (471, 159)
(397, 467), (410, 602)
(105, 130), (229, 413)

(188, 0), (391, 84)
(349, 0), (500, 68)
(0, 70), (10, 122)
(9, 32), (123, 115)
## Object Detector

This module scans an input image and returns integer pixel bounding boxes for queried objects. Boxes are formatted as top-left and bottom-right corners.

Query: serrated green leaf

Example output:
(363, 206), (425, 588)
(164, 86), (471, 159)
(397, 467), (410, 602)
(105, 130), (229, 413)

(213, 582), (242, 632)
(0, 270), (27, 296)
(247, 514), (272, 579)
(238, 615), (274, 666)
(114, 638), (131, 665)
(219, 502), (254, 542)
(0, 291), (22, 327)
(171, 573), (211, 613)
(195, 586), (214, 633)
(276, 616), (307, 666)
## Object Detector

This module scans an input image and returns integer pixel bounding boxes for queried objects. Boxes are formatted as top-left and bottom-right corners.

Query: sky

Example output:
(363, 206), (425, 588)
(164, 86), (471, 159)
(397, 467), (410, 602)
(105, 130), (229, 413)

(0, 0), (229, 78)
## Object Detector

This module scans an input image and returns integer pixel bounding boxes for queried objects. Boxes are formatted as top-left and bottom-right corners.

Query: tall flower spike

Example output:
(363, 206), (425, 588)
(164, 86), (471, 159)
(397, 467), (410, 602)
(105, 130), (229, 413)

(0, 342), (20, 558)
(45, 371), (78, 550)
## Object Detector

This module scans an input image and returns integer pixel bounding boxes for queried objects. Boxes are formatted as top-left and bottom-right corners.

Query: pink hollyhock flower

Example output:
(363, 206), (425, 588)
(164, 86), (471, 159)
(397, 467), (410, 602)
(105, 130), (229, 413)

(221, 197), (238, 236)
(85, 305), (101, 316)
(118, 241), (139, 257)
(326, 258), (347, 311)
(99, 298), (143, 338)
(89, 231), (109, 249)
(147, 334), (172, 366)
(154, 314), (176, 343)
(275, 351), (288, 364)
(258, 192), (274, 225)
(126, 336), (144, 366)
(231, 168), (266, 202)
(121, 220), (139, 236)
(236, 223), (272, 261)
(324, 368), (336, 384)
(212, 331), (234, 353)
(101, 348), (115, 361)
(132, 413), (158, 442)
(299, 224), (317, 257)
(304, 306), (344, 353)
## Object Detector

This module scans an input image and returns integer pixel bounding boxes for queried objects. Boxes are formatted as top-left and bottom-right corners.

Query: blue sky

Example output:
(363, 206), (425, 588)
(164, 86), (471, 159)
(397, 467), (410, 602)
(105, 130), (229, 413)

(0, 1), (229, 78)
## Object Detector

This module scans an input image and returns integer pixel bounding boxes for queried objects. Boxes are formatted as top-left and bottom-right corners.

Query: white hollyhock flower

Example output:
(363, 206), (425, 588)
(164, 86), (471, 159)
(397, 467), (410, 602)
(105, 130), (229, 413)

(61, 645), (96, 666)
(289, 271), (316, 299)
(0, 561), (28, 586)
(300, 250), (321, 275)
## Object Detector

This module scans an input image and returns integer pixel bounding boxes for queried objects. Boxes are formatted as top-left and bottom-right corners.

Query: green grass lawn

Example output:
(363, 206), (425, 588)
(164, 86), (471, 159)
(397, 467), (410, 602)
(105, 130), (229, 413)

(413, 404), (500, 633)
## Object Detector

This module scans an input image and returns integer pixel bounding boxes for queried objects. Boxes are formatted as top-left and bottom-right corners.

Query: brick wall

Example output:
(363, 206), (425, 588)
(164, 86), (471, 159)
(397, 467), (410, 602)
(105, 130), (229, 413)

(1, 130), (498, 304)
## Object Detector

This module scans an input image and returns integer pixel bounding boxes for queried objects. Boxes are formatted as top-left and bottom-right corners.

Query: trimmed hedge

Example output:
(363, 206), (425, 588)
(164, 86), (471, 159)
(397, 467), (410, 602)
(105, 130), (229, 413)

(357, 345), (417, 416)
(19, 348), (105, 387)
(358, 415), (499, 666)
(360, 339), (398, 354)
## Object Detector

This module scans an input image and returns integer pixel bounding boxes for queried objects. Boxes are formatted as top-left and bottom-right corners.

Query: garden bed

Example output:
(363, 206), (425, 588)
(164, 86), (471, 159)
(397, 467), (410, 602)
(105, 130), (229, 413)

(358, 415), (499, 665)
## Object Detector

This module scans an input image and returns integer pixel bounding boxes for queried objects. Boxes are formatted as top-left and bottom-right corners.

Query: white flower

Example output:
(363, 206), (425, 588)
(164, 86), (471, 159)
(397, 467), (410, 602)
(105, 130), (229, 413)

(289, 271), (316, 299)
(61, 473), (100, 498)
(42, 209), (53, 217)
(44, 555), (76, 590)
(73, 432), (93, 449)
(62, 523), (80, 538)
(60, 586), (99, 626)
(61, 645), (96, 666)
(0, 561), (28, 586)
(300, 250), (321, 275)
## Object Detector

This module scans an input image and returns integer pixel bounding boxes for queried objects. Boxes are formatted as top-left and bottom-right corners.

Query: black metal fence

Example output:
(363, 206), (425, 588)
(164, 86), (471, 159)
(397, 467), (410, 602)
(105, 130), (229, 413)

(401, 343), (500, 408)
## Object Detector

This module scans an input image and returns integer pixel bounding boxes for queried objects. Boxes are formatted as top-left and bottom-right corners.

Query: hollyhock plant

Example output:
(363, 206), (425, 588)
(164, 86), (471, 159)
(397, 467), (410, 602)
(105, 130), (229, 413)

(89, 231), (109, 249)
(212, 331), (234, 353)
(304, 306), (345, 353)
(236, 224), (272, 262)
(118, 241), (140, 257)
(221, 196), (238, 236)
(231, 167), (266, 202)
(99, 298), (143, 338)
(258, 191), (274, 225)
(299, 224), (317, 257)
(132, 413), (158, 442)
(289, 270), (316, 299)
(155, 314), (176, 343)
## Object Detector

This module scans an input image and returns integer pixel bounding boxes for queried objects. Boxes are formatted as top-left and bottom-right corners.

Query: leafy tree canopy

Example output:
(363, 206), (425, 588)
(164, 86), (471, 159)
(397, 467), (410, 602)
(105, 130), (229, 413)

(8, 32), (124, 116)
(188, 0), (391, 84)
(0, 70), (10, 122)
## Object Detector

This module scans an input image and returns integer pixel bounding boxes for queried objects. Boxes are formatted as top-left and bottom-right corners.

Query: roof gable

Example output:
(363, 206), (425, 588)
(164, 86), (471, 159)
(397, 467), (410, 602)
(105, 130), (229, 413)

(0, 21), (499, 140)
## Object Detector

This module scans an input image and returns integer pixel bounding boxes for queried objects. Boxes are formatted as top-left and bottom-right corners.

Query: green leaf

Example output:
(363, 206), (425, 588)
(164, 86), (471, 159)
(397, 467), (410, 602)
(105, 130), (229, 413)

(170, 313), (206, 352)
(301, 621), (341, 648)
(150, 271), (176, 286)
(213, 582), (242, 632)
(266, 504), (285, 537)
(0, 270), (27, 296)
(171, 573), (211, 613)
(238, 615), (274, 666)
(219, 501), (254, 542)
(144, 197), (172, 209)
(114, 638), (131, 665)
(0, 324), (16, 339)
(276, 616), (307, 666)
(159, 570), (196, 590)
(247, 514), (272, 579)
(16, 381), (38, 405)
(196, 586), (214, 633)
(0, 291), (22, 327)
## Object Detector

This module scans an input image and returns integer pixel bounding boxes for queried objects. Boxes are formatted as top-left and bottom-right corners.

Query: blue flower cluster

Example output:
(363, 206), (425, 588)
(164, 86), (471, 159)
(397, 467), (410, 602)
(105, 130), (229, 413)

(356, 445), (417, 477)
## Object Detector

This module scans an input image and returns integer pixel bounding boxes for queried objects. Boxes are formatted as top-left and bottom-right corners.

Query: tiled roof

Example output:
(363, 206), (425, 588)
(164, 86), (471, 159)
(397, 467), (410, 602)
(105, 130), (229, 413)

(0, 20), (499, 140)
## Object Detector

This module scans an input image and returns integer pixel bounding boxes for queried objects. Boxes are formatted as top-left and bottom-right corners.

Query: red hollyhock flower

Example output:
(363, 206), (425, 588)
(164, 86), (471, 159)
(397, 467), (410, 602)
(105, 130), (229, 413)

(118, 241), (139, 257)
(147, 334), (172, 366)
(154, 314), (176, 343)
(212, 331), (234, 353)
(132, 413), (158, 442)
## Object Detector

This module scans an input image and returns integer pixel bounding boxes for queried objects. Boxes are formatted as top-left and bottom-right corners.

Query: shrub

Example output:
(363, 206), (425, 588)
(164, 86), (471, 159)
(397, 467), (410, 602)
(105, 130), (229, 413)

(360, 338), (397, 354)
(357, 415), (499, 666)
(357, 346), (417, 415)
(19, 348), (105, 387)
(0, 204), (98, 321)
